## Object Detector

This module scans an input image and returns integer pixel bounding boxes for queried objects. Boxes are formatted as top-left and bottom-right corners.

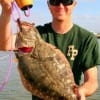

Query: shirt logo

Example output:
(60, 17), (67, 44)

(67, 45), (78, 61)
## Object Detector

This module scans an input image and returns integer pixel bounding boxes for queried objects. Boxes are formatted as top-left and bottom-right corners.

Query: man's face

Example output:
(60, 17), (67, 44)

(47, 0), (76, 21)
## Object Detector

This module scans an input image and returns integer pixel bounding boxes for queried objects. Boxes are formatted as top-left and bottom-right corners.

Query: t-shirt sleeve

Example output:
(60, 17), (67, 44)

(80, 34), (100, 72)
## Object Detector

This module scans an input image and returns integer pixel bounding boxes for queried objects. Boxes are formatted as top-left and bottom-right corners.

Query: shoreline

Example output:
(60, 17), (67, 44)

(96, 34), (100, 39)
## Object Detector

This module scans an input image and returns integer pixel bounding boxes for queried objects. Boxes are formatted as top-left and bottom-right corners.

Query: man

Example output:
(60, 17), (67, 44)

(0, 0), (100, 100)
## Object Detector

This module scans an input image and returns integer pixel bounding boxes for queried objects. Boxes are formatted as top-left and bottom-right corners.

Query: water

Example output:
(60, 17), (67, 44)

(0, 39), (100, 100)
(0, 52), (32, 100)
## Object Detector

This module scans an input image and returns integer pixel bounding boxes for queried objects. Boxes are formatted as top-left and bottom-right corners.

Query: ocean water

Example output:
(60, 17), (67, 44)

(0, 39), (100, 100)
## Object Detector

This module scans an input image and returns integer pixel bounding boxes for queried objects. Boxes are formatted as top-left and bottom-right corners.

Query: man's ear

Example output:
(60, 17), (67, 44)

(47, 0), (50, 9)
(47, 0), (49, 7)
(73, 1), (77, 7)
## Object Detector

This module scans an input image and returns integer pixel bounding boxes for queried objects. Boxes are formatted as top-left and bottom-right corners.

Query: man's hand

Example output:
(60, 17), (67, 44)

(0, 0), (14, 15)
(73, 85), (86, 100)
(77, 87), (86, 100)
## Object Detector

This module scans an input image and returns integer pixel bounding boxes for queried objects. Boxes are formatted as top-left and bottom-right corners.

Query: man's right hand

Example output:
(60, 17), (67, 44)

(0, 0), (14, 15)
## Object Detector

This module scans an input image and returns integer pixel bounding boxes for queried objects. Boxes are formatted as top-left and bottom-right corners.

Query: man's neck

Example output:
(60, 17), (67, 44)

(51, 19), (73, 34)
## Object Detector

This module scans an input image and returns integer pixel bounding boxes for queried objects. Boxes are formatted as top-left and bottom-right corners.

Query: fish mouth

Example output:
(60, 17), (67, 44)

(18, 47), (33, 53)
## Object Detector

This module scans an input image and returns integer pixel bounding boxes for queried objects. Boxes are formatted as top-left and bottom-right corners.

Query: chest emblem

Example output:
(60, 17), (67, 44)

(67, 45), (78, 61)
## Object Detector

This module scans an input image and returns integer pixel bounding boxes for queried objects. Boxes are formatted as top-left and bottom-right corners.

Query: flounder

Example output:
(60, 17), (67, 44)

(14, 19), (78, 100)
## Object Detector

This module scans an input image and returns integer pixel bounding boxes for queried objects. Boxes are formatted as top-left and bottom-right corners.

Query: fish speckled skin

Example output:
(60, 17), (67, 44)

(15, 19), (78, 100)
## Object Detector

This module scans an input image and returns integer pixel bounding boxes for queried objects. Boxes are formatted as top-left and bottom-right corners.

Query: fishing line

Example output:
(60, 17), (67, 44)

(0, 2), (17, 92)
(0, 2), (18, 92)
(12, 1), (30, 21)
(0, 31), (13, 92)
(24, 7), (30, 17)
(0, 1), (31, 92)
(12, 2), (21, 21)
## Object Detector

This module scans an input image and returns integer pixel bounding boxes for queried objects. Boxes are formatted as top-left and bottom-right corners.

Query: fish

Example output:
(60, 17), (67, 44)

(14, 19), (78, 100)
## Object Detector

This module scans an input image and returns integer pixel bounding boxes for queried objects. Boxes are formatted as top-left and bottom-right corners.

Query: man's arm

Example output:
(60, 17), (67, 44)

(78, 66), (98, 100)
(0, 0), (15, 50)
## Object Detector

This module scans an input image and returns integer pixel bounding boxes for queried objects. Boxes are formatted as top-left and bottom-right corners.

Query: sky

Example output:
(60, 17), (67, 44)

(0, 0), (100, 33)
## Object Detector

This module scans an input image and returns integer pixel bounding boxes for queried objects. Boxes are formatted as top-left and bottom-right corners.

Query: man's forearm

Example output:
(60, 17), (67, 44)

(0, 10), (12, 50)
(79, 67), (98, 97)
(79, 80), (98, 97)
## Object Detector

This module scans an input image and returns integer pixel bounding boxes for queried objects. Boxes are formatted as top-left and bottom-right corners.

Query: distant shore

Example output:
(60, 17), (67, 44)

(96, 33), (100, 38)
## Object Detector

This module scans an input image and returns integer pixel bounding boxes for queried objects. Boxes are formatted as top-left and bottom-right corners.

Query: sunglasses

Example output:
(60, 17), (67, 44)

(49, 0), (73, 6)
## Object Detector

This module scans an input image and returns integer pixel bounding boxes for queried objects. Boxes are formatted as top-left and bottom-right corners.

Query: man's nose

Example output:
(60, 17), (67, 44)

(58, 3), (64, 7)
